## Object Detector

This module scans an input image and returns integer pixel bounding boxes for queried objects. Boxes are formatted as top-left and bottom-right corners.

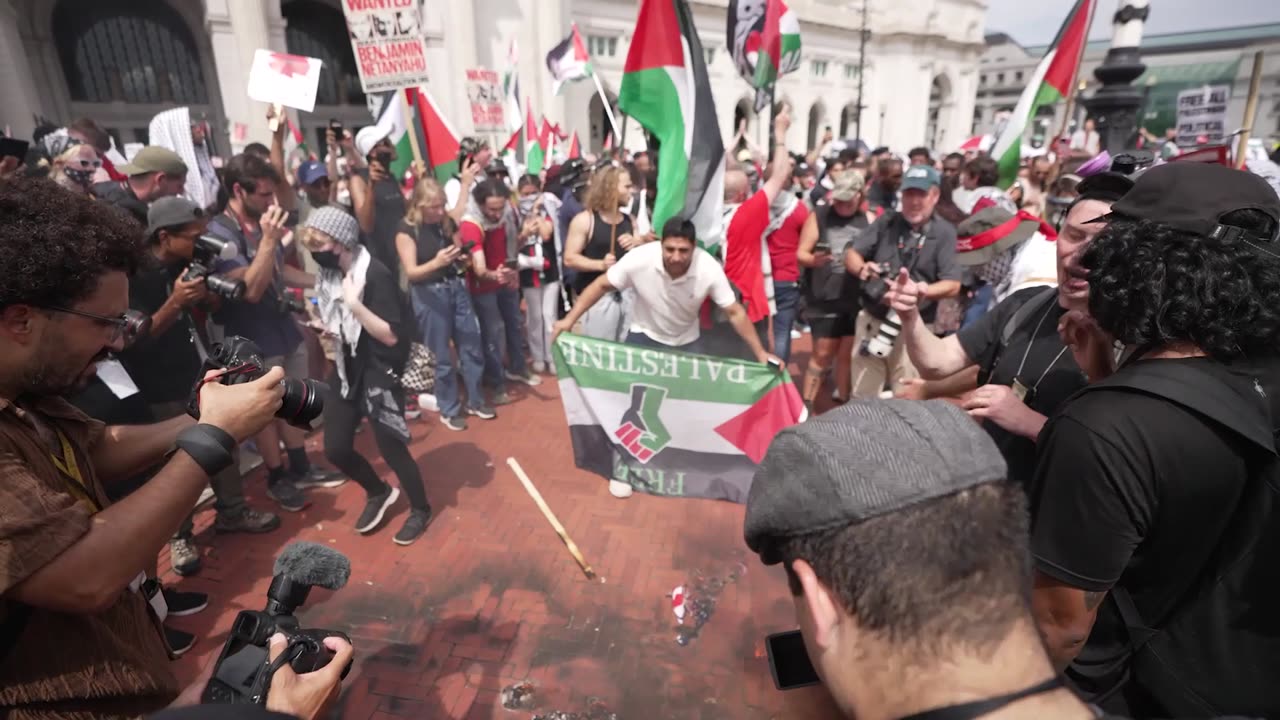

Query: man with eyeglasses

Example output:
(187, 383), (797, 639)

(0, 178), (348, 717)
(91, 146), (189, 226)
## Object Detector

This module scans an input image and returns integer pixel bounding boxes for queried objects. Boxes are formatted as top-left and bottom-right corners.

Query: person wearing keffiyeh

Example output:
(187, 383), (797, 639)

(301, 206), (434, 546)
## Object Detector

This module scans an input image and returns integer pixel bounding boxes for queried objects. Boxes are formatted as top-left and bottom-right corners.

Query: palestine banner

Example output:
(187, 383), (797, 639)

(727, 0), (802, 112)
(989, 0), (1094, 188)
(555, 334), (805, 503)
(619, 0), (726, 245)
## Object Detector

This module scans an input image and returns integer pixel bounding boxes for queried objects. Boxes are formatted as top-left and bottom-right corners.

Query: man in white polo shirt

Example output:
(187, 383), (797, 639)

(552, 218), (779, 364)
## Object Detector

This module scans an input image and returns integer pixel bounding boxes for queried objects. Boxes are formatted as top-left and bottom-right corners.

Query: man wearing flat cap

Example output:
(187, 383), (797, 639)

(745, 399), (1094, 720)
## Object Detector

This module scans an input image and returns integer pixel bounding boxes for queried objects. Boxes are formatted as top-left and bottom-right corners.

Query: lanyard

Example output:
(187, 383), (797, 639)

(899, 676), (1064, 720)
(48, 427), (100, 513)
(1013, 301), (1070, 395)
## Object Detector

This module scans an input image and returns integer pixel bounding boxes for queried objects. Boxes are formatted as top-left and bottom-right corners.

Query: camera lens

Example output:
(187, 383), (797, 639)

(278, 378), (326, 427)
(205, 274), (246, 301)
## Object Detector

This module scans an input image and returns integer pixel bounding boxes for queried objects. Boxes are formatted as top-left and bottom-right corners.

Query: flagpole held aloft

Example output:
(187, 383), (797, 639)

(591, 71), (623, 148)
(401, 88), (423, 169)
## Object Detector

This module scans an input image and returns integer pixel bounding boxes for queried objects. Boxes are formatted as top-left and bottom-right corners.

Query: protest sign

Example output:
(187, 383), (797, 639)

(465, 68), (506, 133)
(342, 0), (430, 93)
(246, 50), (323, 113)
(554, 334), (805, 503)
(1176, 84), (1230, 147)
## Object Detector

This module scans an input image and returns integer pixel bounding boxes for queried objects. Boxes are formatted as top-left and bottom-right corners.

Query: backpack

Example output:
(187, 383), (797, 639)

(1068, 360), (1280, 717)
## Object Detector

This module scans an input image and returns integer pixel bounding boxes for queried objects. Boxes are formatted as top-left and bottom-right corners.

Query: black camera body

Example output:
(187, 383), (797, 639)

(202, 570), (351, 704)
(186, 235), (247, 301)
(277, 291), (308, 315)
(187, 336), (325, 429)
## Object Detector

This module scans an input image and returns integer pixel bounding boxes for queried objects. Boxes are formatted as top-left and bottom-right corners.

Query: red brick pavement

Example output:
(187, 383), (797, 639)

(163, 341), (843, 719)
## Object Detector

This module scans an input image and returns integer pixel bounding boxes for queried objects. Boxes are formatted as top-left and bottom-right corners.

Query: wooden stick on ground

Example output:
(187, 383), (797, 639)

(506, 457), (597, 580)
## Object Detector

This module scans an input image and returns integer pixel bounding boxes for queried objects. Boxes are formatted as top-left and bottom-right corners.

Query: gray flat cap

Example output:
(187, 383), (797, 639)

(744, 399), (1008, 565)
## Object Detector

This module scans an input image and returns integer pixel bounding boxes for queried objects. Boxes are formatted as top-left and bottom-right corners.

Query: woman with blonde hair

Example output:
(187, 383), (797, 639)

(562, 164), (644, 340)
(51, 143), (102, 195)
(395, 178), (490, 432)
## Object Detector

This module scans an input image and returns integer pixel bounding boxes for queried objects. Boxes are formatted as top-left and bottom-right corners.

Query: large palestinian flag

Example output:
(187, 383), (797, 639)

(414, 88), (461, 183)
(728, 0), (802, 112)
(990, 0), (1094, 188)
(619, 0), (725, 245)
(555, 334), (805, 503)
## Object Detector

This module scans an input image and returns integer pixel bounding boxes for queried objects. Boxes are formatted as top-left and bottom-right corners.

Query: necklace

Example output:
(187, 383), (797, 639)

(1012, 301), (1070, 402)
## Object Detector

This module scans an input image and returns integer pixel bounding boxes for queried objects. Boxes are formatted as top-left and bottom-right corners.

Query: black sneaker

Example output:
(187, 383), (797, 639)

(491, 391), (515, 406)
(164, 625), (195, 657)
(467, 405), (497, 420)
(291, 467), (347, 489)
(163, 587), (209, 617)
(393, 508), (434, 545)
(355, 485), (400, 534)
(214, 506), (281, 534)
(442, 415), (468, 431)
(266, 478), (309, 512)
(168, 537), (202, 576)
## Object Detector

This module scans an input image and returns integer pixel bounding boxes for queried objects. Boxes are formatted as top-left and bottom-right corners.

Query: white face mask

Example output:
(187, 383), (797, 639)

(337, 188), (352, 207)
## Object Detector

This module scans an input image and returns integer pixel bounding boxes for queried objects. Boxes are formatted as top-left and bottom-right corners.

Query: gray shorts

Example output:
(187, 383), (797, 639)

(264, 343), (311, 379)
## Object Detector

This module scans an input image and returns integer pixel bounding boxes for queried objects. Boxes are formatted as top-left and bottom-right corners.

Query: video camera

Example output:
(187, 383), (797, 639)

(186, 336), (326, 429)
(186, 235), (247, 301)
(203, 542), (353, 704)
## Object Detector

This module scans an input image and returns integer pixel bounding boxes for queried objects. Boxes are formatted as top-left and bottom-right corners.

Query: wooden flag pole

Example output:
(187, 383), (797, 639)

(507, 458), (597, 580)
(1235, 51), (1264, 169)
(401, 88), (424, 172)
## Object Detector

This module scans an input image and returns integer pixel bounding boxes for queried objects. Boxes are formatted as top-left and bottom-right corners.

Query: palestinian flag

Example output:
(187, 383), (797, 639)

(369, 90), (419, 181)
(728, 0), (802, 112)
(525, 104), (545, 174)
(503, 37), (523, 136)
(568, 132), (582, 159)
(555, 334), (805, 503)
(990, 0), (1094, 188)
(414, 88), (461, 183)
(546, 23), (592, 95)
(540, 117), (557, 156)
(619, 0), (726, 244)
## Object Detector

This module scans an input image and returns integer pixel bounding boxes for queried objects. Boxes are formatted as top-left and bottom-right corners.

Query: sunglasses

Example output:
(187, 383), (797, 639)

(43, 306), (150, 346)
(71, 158), (103, 170)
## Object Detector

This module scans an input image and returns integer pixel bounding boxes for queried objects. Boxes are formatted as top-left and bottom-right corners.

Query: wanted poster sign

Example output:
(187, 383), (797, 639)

(343, 0), (430, 93)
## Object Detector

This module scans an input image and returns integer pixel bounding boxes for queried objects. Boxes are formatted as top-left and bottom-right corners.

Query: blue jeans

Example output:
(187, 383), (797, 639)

(962, 283), (994, 329)
(470, 292), (507, 389)
(771, 281), (799, 362)
(496, 287), (529, 376)
(412, 278), (485, 418)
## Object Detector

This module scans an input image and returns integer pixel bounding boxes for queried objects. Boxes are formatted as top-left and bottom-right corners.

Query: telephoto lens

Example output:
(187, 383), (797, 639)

(278, 378), (327, 428)
(205, 273), (246, 301)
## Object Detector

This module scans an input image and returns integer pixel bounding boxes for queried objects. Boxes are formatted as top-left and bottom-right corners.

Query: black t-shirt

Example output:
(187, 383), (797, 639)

(358, 170), (406, 271)
(1029, 357), (1263, 678)
(851, 212), (961, 324)
(956, 286), (1086, 489)
(398, 219), (451, 284)
(118, 258), (205, 404)
(343, 258), (408, 393)
(574, 212), (633, 294)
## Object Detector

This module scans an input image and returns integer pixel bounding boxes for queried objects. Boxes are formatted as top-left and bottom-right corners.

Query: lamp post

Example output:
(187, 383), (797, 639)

(853, 0), (870, 144)
(1082, 0), (1150, 153)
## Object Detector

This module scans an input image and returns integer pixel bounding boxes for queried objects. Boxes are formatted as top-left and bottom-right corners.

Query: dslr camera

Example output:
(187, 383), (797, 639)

(186, 235), (247, 301)
(187, 336), (326, 429)
(859, 269), (902, 359)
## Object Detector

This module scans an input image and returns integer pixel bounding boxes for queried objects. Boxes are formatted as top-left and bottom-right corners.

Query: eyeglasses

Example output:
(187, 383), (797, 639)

(42, 307), (150, 346)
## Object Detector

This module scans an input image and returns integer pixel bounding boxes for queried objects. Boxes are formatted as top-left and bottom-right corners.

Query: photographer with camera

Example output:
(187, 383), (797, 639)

(0, 178), (350, 719)
(119, 198), (282, 579)
(844, 164), (961, 400)
(210, 153), (344, 512)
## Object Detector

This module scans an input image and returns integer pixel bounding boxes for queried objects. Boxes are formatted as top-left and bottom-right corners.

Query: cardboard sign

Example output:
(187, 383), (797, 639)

(342, 0), (430, 93)
(1175, 84), (1230, 147)
(465, 68), (505, 133)
(247, 50), (323, 113)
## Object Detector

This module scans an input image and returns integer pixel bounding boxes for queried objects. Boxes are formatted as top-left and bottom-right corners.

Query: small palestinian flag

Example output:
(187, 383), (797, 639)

(546, 23), (593, 95)
(568, 132), (582, 160)
(525, 104), (545, 174)
(555, 334), (805, 503)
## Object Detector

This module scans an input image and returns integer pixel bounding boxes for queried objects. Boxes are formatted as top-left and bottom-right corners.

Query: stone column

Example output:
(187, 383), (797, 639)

(0, 0), (44, 140)
(205, 0), (286, 152)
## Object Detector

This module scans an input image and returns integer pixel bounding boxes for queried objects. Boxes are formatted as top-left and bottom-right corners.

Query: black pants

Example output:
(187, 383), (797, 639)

(323, 377), (429, 511)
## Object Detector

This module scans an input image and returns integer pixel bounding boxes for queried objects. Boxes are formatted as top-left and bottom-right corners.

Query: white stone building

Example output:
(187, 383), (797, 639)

(0, 0), (986, 161)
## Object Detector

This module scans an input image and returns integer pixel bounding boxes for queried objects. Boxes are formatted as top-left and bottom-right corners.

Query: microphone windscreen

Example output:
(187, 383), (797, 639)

(272, 542), (351, 590)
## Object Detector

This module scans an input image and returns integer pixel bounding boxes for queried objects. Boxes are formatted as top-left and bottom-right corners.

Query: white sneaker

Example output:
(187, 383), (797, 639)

(506, 370), (543, 386)
(608, 480), (633, 498)
(532, 361), (547, 375)
(790, 329), (802, 340)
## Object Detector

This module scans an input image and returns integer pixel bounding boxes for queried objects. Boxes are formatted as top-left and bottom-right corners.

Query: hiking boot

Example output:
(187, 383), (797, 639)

(168, 537), (202, 577)
(164, 626), (195, 657)
(291, 467), (347, 489)
(266, 478), (309, 512)
(442, 415), (468, 431)
(214, 506), (281, 534)
(393, 508), (434, 546)
(467, 405), (497, 420)
(163, 587), (208, 617)
(355, 485), (400, 534)
(506, 370), (542, 387)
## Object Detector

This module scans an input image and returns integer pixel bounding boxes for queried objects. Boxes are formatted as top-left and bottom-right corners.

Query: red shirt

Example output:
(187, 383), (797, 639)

(767, 202), (809, 283)
(462, 220), (508, 295)
(724, 191), (770, 324)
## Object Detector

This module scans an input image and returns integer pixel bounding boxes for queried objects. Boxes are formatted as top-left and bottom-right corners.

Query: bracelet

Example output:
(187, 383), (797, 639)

(174, 424), (236, 477)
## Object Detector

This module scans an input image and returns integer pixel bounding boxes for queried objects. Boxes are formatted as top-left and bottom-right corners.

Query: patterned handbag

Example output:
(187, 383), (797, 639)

(397, 343), (436, 394)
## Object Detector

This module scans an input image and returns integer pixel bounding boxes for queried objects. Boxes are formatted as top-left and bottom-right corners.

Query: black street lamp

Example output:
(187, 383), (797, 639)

(1082, 0), (1150, 154)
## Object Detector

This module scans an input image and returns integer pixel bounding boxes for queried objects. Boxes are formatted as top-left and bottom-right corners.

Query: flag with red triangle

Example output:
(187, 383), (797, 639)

(525, 103), (545, 174)
(413, 87), (461, 182)
(539, 117), (556, 154)
(546, 23), (593, 95)
(568, 132), (582, 159)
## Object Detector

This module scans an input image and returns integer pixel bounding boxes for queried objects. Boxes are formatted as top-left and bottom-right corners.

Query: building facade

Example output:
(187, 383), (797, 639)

(0, 0), (985, 161)
(975, 24), (1280, 150)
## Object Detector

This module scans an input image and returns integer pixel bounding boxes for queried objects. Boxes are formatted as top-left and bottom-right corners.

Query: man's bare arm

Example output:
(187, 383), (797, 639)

(724, 303), (771, 363)
(91, 414), (196, 485)
(1031, 571), (1106, 672)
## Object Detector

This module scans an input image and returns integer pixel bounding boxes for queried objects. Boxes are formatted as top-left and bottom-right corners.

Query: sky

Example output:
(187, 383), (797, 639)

(984, 0), (1280, 46)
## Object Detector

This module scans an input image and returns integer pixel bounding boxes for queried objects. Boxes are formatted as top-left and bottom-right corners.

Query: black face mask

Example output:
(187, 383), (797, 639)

(312, 250), (342, 270)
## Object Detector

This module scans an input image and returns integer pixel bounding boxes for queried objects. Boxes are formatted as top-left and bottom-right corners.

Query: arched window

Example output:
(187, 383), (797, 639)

(283, 0), (366, 107)
(53, 0), (209, 105)
(807, 102), (826, 150)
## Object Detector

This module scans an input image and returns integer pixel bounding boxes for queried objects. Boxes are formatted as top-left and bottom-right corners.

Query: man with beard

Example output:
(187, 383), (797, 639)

(91, 146), (189, 226)
(0, 178), (351, 718)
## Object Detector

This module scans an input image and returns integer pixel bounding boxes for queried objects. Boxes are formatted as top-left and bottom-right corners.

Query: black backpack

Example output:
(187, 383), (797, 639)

(1069, 360), (1280, 717)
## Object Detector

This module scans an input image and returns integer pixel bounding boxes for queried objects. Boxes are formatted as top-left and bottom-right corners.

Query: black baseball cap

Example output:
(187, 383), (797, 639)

(1091, 163), (1280, 242)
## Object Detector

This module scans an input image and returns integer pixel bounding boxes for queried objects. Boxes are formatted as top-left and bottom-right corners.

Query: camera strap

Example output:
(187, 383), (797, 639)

(897, 676), (1063, 720)
(47, 426), (100, 514)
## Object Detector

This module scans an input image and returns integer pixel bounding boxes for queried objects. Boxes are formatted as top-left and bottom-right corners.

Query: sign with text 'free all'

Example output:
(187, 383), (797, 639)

(246, 50), (323, 113)
(465, 68), (505, 133)
(342, 0), (430, 93)
(1176, 84), (1230, 147)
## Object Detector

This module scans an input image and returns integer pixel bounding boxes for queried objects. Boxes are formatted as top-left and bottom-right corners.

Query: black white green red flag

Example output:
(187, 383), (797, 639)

(554, 334), (805, 503)
(728, 0), (802, 112)
(546, 23), (593, 95)
(619, 0), (725, 244)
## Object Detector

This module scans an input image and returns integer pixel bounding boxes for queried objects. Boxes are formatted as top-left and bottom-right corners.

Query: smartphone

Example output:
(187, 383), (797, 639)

(503, 258), (519, 270)
(0, 137), (28, 162)
(460, 240), (477, 253)
(767, 357), (785, 372)
(766, 630), (820, 690)
(329, 118), (343, 135)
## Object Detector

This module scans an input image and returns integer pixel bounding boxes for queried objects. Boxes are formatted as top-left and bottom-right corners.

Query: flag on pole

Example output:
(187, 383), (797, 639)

(503, 37), (523, 136)
(540, 117), (557, 154)
(502, 128), (520, 155)
(525, 104), (545, 174)
(619, 0), (726, 243)
(414, 88), (462, 183)
(546, 23), (593, 95)
(283, 115), (312, 160)
(728, 0), (803, 112)
(554, 334), (805, 503)
(568, 132), (582, 159)
(370, 90), (421, 181)
(990, 0), (1094, 188)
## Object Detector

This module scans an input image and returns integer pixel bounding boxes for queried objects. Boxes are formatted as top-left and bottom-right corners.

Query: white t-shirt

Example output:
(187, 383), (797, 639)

(606, 242), (737, 347)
